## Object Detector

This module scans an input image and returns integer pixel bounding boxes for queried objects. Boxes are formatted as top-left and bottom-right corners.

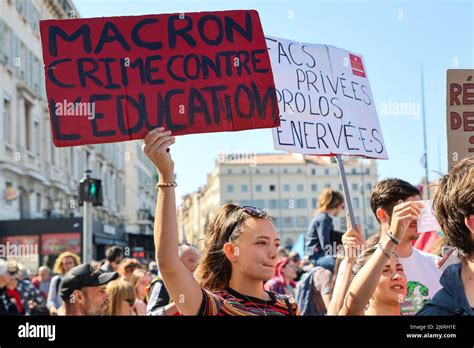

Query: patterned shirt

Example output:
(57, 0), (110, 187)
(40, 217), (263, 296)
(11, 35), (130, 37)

(198, 287), (299, 316)
(16, 279), (45, 315)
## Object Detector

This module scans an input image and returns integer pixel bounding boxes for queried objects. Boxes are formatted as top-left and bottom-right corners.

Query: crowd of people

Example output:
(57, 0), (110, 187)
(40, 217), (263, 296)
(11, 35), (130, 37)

(0, 128), (472, 316)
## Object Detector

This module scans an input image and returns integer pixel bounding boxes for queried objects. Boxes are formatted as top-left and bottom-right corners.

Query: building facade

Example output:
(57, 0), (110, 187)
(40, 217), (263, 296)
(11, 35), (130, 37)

(178, 153), (378, 249)
(0, 0), (157, 264)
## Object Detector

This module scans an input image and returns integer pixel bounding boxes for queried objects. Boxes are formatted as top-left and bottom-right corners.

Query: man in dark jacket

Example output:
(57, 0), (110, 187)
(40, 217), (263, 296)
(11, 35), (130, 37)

(417, 157), (474, 316)
(418, 263), (473, 315)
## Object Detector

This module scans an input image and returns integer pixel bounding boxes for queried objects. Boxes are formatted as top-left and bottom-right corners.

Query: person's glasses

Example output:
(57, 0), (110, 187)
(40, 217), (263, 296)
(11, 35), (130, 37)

(226, 206), (274, 242)
(125, 299), (135, 307)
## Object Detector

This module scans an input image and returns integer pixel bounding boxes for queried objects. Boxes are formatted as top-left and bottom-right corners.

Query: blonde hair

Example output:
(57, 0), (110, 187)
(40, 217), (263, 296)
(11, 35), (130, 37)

(130, 269), (149, 298)
(53, 252), (81, 275)
(130, 269), (147, 288)
(316, 188), (344, 213)
(106, 280), (136, 316)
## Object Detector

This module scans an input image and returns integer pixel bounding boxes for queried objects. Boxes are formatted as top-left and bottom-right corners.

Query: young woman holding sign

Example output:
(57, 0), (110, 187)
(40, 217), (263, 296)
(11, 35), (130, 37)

(338, 201), (423, 315)
(143, 128), (299, 316)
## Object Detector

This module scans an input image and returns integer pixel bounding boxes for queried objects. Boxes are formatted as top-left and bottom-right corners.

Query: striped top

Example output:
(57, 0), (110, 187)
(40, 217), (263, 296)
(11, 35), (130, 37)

(198, 287), (300, 316)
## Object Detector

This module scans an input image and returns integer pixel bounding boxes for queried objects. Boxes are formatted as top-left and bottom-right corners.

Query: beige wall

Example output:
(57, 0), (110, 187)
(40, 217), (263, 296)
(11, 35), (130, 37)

(0, 1), (156, 234)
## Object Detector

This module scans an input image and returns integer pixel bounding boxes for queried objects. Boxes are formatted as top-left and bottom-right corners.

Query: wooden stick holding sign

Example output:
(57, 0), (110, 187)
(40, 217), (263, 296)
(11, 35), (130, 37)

(335, 154), (357, 229)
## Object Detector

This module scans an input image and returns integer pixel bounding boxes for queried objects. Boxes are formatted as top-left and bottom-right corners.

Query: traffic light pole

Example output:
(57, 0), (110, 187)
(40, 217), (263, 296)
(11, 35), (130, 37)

(83, 170), (93, 264)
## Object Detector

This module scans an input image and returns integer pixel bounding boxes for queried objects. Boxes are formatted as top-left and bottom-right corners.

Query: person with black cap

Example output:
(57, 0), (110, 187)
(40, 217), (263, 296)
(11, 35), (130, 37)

(60, 263), (118, 316)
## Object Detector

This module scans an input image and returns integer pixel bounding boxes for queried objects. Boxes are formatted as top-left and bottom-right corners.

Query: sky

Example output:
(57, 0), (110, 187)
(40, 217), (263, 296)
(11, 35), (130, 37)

(73, 0), (474, 202)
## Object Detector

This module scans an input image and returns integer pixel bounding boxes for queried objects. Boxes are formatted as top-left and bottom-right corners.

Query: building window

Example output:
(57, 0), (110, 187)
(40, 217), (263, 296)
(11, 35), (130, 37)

(366, 168), (370, 175)
(296, 199), (307, 209)
(241, 185), (248, 193)
(352, 168), (356, 174)
(311, 198), (317, 209)
(325, 183), (331, 188)
(13, 34), (19, 74)
(283, 184), (290, 192)
(353, 197), (360, 209)
(340, 217), (347, 231)
(352, 183), (358, 191)
(269, 185), (276, 192)
(5, 182), (14, 205)
(255, 185), (262, 192)
(36, 192), (41, 213)
(283, 169), (287, 173)
(311, 184), (317, 191)
(242, 169), (246, 174)
(311, 168), (316, 175)
(227, 169), (232, 174)
(16, 0), (24, 15)
(324, 169), (329, 175)
(254, 199), (264, 208)
(366, 183), (372, 191)
(110, 171), (115, 201)
(255, 169), (260, 174)
(0, 21), (7, 65)
(296, 216), (308, 228)
(33, 117), (40, 156)
(3, 95), (11, 143)
(297, 168), (302, 173)
(239, 200), (251, 207)
(284, 217), (293, 228)
(268, 199), (278, 209)
(368, 217), (374, 230)
(25, 101), (32, 150)
(227, 185), (234, 193)
(297, 184), (303, 192)
(270, 169), (274, 174)
(339, 184), (343, 191)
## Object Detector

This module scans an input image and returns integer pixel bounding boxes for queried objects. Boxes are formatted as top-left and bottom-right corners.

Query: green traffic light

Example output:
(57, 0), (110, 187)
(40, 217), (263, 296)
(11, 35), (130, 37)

(90, 182), (96, 195)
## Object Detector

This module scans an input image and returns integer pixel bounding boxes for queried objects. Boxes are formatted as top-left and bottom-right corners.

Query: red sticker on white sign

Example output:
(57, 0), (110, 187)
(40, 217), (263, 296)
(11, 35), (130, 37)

(350, 53), (366, 78)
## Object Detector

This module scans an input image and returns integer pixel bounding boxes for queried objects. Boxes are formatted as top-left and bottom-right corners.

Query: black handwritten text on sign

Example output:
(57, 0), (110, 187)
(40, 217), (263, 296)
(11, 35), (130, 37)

(40, 10), (280, 147)
(267, 36), (387, 159)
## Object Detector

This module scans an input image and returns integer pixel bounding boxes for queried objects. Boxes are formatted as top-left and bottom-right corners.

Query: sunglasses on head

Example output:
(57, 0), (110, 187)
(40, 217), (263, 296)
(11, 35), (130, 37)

(225, 206), (274, 242)
(241, 206), (274, 220)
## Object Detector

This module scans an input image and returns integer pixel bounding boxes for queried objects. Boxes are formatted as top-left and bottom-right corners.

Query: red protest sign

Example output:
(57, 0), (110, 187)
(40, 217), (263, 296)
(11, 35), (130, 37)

(39, 10), (280, 147)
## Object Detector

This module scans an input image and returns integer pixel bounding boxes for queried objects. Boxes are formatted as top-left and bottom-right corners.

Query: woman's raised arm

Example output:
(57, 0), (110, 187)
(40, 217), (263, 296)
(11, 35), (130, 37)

(143, 128), (203, 315)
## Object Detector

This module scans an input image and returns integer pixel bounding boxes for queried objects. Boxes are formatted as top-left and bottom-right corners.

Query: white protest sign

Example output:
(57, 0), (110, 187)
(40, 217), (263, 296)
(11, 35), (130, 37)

(416, 200), (441, 233)
(266, 36), (388, 159)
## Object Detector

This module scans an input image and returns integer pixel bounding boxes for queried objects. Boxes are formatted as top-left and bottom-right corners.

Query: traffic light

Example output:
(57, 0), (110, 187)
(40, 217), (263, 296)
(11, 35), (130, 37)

(79, 178), (103, 206)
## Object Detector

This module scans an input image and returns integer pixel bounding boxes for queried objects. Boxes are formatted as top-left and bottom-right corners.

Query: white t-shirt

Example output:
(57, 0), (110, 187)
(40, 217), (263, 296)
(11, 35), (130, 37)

(334, 247), (442, 315)
(399, 248), (442, 315)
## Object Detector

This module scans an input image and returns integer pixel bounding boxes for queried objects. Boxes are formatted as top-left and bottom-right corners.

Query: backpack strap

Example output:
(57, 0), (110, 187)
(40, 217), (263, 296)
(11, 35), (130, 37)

(283, 296), (294, 316)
